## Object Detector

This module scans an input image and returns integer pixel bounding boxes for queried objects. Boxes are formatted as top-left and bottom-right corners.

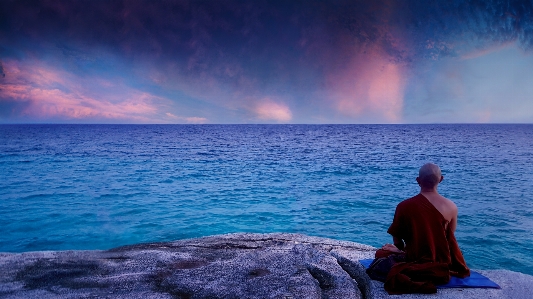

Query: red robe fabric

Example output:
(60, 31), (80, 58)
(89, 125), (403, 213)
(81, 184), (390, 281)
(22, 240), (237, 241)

(385, 194), (470, 294)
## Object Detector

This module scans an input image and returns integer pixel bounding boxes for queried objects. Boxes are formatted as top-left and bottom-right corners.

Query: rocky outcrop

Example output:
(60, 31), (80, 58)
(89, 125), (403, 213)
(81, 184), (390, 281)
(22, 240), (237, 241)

(0, 233), (531, 299)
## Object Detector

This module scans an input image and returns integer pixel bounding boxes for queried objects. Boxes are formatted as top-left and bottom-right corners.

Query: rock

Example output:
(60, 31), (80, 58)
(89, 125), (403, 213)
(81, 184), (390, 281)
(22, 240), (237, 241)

(0, 233), (373, 299)
(0, 233), (531, 299)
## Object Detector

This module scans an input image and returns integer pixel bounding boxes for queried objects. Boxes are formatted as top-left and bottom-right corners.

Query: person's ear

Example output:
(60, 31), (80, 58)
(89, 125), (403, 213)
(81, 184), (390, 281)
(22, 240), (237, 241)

(416, 177), (421, 185)
(439, 176), (444, 183)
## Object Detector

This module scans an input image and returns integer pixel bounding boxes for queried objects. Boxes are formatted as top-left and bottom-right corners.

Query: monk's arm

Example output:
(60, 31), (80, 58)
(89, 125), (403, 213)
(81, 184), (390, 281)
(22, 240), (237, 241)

(449, 204), (459, 233)
(388, 205), (405, 250)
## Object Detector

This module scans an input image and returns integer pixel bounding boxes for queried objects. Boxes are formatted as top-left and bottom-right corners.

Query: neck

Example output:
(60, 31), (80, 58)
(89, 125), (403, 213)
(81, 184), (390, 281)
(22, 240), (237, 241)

(420, 187), (438, 194)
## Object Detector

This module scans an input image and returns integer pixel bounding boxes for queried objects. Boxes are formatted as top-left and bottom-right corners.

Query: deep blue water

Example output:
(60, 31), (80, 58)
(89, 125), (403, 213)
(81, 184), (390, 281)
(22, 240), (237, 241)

(0, 124), (532, 275)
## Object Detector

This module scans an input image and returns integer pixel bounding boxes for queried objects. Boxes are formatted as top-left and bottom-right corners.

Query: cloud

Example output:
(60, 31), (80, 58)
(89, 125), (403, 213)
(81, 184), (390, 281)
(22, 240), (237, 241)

(0, 59), (177, 123)
(165, 112), (208, 124)
(0, 61), (5, 78)
(253, 99), (292, 122)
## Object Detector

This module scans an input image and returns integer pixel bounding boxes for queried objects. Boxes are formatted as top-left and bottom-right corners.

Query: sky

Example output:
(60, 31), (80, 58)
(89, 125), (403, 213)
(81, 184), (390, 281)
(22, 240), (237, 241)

(1, 0), (533, 124)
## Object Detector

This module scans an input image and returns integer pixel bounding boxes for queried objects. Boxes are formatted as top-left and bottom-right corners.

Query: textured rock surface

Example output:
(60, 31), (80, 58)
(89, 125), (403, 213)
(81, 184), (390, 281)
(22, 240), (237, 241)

(0, 233), (532, 299)
(0, 233), (373, 299)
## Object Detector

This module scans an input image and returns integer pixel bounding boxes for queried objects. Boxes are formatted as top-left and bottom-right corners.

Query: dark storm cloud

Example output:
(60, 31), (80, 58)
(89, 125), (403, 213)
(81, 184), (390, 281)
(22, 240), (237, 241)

(0, 61), (5, 78)
(2, 0), (532, 65)
(401, 1), (533, 57)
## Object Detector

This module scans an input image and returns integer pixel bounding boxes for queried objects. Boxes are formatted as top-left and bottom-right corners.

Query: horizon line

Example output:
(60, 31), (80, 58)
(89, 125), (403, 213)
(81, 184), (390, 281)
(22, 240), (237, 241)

(1, 122), (532, 125)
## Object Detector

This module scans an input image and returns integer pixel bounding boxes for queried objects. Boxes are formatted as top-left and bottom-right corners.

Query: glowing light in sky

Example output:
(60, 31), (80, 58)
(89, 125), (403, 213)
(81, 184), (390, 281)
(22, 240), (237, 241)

(328, 51), (406, 123)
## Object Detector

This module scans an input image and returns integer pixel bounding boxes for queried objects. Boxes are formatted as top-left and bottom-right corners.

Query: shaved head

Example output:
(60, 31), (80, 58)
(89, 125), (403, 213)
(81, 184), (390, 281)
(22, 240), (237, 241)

(418, 163), (442, 188)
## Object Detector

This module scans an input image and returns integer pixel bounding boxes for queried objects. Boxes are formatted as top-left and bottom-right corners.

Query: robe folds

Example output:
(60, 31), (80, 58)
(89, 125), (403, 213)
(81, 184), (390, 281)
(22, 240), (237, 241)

(385, 194), (470, 294)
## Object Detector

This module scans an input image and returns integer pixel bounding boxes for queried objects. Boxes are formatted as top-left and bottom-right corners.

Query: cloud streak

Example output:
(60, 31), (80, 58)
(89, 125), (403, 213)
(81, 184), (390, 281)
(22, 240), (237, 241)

(0, 59), (205, 123)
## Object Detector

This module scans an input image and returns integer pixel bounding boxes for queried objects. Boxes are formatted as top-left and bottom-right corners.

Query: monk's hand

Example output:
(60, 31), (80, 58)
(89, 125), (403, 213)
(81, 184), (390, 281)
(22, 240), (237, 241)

(381, 243), (403, 253)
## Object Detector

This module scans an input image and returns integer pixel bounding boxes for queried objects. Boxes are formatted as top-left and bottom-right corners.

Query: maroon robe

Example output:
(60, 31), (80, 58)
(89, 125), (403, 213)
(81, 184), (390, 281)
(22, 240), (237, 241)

(385, 194), (470, 294)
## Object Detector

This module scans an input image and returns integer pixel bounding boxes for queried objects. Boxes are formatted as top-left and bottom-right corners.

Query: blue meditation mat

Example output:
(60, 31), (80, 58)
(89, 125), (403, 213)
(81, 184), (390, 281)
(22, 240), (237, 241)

(359, 259), (501, 289)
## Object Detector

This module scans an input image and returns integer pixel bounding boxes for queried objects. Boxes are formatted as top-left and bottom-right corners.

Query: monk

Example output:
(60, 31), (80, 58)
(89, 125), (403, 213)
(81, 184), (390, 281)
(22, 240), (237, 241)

(380, 163), (470, 294)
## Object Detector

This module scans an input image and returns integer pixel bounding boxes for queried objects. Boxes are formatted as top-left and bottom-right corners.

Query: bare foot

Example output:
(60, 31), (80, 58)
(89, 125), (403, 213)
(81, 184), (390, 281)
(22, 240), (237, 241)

(381, 243), (403, 253)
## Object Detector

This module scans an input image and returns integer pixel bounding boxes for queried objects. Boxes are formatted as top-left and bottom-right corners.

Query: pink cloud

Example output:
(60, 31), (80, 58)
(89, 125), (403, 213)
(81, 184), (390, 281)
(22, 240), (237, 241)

(0, 59), (205, 123)
(253, 99), (292, 122)
(10, 86), (159, 121)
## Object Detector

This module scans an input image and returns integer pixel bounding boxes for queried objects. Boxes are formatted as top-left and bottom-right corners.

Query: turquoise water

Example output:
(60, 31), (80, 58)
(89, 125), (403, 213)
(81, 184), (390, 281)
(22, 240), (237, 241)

(1, 124), (532, 275)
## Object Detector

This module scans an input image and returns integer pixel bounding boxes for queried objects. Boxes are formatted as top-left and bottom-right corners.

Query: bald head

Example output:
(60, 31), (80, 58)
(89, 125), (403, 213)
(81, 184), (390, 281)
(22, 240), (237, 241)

(417, 163), (442, 189)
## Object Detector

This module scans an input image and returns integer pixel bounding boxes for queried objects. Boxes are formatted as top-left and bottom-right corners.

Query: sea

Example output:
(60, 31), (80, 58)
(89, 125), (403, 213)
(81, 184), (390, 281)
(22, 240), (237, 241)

(0, 124), (532, 275)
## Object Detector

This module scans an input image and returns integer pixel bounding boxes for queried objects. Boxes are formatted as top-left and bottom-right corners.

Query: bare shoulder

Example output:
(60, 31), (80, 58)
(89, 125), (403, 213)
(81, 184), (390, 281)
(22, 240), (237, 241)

(440, 195), (458, 218)
(423, 192), (458, 221)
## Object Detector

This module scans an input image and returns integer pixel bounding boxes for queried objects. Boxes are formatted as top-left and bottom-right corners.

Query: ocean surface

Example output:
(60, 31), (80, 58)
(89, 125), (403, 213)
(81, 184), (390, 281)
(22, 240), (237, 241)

(0, 124), (532, 275)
